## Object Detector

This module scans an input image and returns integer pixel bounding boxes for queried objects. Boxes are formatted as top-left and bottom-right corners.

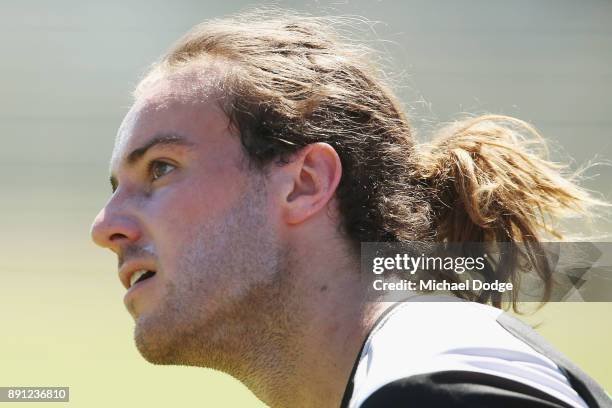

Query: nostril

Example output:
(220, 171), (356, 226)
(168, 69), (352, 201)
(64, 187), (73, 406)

(110, 233), (128, 241)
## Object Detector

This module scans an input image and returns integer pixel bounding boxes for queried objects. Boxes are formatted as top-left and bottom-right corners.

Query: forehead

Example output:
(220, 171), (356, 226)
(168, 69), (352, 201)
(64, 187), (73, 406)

(111, 68), (231, 170)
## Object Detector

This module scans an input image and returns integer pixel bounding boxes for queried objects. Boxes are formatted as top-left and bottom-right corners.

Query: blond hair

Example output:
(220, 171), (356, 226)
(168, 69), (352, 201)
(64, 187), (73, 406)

(136, 9), (607, 309)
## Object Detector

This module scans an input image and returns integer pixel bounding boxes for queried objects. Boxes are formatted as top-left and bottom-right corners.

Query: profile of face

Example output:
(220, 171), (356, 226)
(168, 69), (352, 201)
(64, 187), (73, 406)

(90, 70), (289, 370)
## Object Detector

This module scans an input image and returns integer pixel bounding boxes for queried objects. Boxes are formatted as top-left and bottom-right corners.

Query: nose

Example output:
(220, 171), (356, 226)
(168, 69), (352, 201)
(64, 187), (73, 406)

(90, 201), (142, 253)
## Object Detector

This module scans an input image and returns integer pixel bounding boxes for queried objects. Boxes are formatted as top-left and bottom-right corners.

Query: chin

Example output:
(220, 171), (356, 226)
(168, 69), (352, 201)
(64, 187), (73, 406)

(133, 310), (216, 368)
(133, 315), (182, 365)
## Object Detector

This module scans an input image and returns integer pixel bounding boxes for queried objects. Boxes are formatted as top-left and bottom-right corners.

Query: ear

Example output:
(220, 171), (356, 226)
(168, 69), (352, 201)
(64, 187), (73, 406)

(281, 142), (342, 225)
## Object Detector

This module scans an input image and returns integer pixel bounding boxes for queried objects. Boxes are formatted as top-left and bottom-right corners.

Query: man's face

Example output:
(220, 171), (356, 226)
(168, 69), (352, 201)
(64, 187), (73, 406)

(90, 71), (287, 367)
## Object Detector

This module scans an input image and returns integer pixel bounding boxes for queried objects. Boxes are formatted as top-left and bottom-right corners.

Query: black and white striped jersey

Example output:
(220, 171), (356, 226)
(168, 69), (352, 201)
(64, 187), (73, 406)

(340, 296), (610, 407)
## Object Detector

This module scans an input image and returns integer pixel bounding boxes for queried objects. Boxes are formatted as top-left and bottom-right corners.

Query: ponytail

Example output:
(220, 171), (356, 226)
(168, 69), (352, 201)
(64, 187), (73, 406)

(416, 114), (608, 308)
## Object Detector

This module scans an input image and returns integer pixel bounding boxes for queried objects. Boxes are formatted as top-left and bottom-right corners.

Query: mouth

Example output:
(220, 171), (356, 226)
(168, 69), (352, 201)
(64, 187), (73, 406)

(119, 263), (158, 290)
(129, 269), (156, 288)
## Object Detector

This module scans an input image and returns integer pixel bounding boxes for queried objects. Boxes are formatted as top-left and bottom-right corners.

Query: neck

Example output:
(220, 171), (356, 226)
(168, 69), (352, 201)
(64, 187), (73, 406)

(236, 238), (392, 408)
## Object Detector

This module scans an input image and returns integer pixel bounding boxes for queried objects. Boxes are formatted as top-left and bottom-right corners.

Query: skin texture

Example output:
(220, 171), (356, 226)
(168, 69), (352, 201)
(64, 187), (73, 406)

(91, 68), (391, 408)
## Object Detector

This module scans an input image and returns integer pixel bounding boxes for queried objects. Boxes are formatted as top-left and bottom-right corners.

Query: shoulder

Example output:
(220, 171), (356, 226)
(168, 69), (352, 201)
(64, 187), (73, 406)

(346, 298), (593, 408)
(361, 370), (575, 407)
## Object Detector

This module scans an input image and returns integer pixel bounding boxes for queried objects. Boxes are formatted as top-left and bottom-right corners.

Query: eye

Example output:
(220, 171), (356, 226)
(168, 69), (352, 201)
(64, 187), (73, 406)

(148, 160), (176, 182)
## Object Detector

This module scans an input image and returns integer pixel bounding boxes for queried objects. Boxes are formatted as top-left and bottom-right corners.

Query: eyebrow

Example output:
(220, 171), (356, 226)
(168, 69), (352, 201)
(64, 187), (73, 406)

(110, 132), (195, 191)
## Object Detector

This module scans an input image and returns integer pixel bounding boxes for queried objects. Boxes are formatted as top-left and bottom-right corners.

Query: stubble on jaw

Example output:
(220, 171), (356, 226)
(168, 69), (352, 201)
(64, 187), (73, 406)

(132, 170), (302, 384)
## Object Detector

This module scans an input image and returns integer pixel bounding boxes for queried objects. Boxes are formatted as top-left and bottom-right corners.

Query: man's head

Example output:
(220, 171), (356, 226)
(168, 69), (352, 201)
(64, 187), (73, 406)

(89, 61), (353, 371)
(90, 10), (429, 373)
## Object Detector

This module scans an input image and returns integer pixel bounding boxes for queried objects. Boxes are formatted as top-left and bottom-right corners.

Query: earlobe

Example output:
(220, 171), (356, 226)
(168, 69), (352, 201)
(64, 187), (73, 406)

(283, 143), (342, 225)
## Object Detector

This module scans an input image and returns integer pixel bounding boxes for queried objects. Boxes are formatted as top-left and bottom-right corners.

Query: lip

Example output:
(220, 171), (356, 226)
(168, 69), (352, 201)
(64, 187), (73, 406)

(123, 271), (157, 308)
(118, 261), (158, 290)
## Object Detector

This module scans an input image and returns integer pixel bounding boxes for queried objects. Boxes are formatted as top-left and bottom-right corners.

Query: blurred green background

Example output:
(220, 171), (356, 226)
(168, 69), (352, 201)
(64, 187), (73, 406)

(1, 1), (610, 406)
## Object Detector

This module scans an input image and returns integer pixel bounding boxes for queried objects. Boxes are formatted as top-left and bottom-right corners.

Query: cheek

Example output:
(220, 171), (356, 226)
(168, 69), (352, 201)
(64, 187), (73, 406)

(143, 171), (248, 266)
(150, 170), (238, 222)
